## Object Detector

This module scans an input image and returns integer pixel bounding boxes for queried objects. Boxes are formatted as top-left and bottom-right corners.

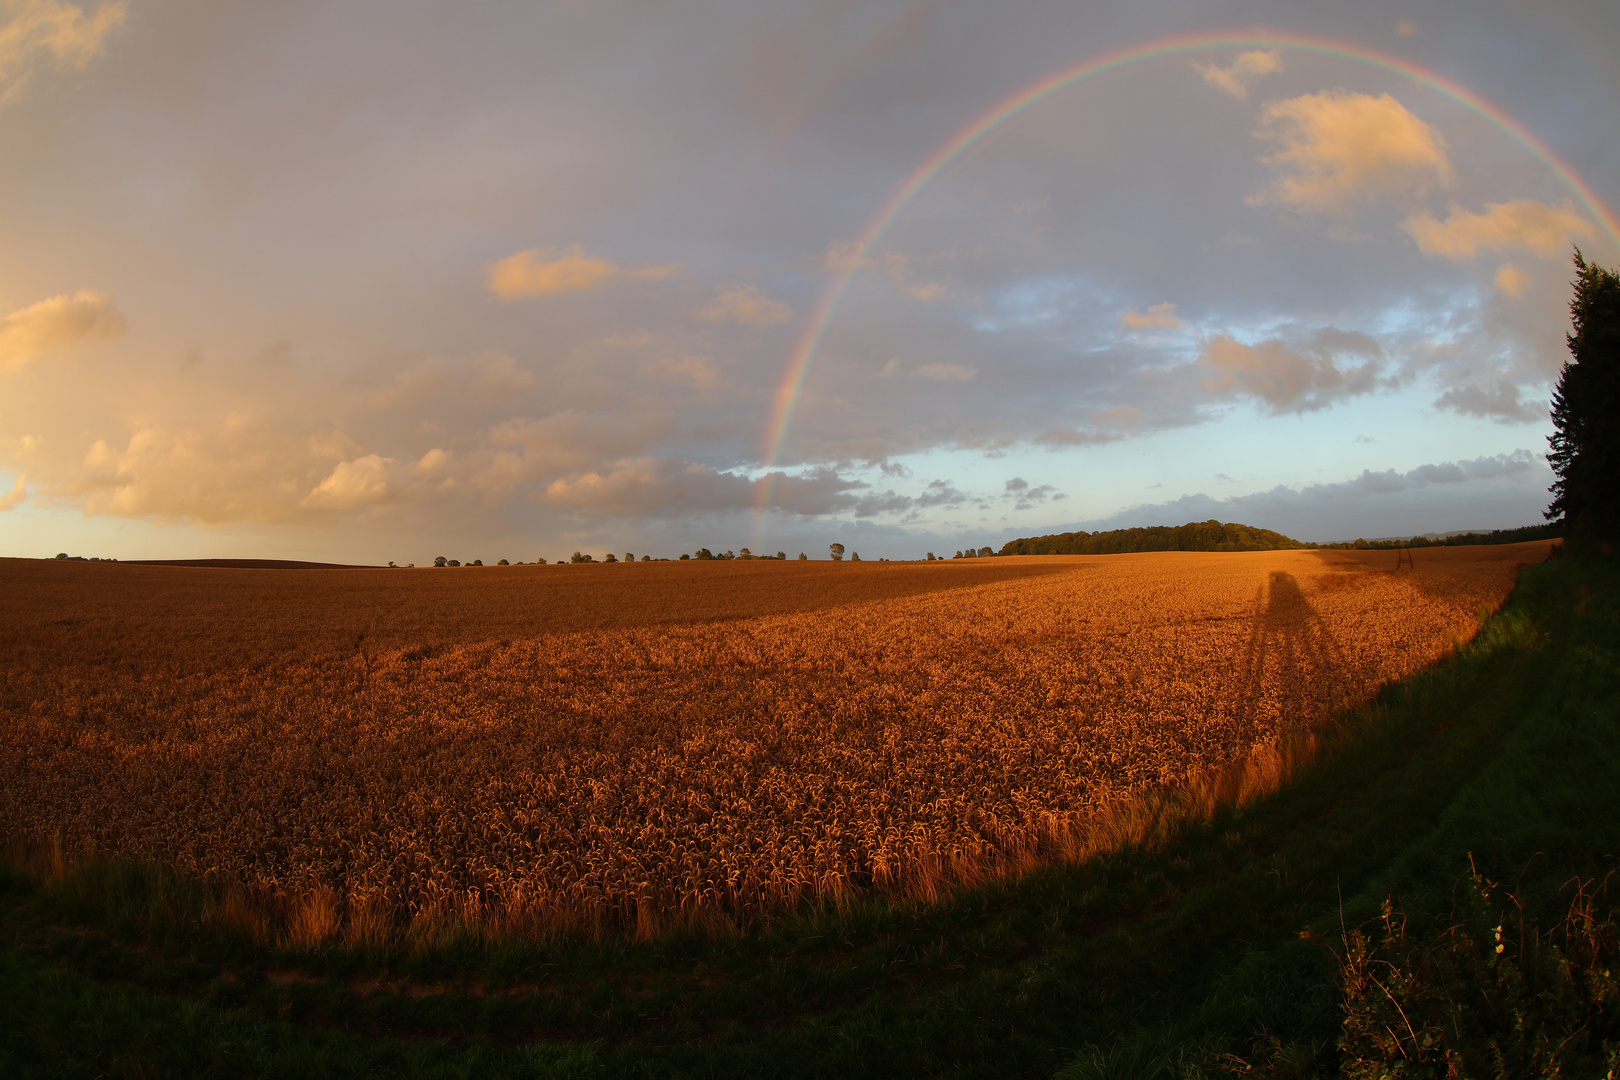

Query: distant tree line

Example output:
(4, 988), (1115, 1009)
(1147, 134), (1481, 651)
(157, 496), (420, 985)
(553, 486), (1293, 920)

(423, 549), (802, 566)
(999, 520), (1305, 556)
(1313, 523), (1563, 551)
(683, 548), (789, 561)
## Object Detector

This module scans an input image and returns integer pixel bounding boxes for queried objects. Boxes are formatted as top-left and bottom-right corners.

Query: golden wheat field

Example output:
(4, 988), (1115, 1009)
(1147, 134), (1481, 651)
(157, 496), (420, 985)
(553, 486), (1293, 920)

(0, 544), (1549, 939)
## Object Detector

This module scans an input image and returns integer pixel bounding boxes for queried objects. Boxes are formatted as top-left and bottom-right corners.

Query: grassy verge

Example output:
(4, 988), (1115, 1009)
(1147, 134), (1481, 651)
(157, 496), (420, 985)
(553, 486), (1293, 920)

(2, 554), (1615, 1078)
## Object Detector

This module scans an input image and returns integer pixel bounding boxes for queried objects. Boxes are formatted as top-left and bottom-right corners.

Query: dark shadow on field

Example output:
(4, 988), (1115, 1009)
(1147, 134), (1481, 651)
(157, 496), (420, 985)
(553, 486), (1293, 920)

(1238, 572), (1348, 733)
(0, 556), (1081, 669)
(1296, 541), (1558, 606)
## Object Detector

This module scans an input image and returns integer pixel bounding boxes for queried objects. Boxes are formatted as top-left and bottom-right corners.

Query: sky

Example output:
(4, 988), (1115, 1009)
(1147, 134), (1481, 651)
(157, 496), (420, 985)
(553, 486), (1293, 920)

(1, 0), (1616, 564)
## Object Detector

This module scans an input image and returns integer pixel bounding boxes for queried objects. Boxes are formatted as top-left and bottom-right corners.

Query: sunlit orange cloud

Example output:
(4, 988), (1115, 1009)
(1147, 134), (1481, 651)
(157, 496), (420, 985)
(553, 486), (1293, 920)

(485, 244), (681, 299)
(0, 289), (124, 371)
(1494, 263), (1528, 297)
(1250, 91), (1452, 214)
(1402, 199), (1595, 260)
(1194, 49), (1281, 99)
(0, 472), (25, 510)
(0, 0), (126, 105)
(696, 284), (793, 325)
(300, 454), (399, 511)
(1121, 301), (1180, 330)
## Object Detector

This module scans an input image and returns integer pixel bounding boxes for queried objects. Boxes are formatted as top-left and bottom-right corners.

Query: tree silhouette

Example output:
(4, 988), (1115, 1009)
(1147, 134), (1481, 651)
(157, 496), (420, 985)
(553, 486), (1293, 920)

(828, 543), (845, 561)
(1548, 251), (1620, 538)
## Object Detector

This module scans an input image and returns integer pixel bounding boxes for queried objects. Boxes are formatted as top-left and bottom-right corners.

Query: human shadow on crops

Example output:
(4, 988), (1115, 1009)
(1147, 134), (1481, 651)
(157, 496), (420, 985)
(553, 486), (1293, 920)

(1301, 542), (1557, 608)
(1237, 571), (1350, 737)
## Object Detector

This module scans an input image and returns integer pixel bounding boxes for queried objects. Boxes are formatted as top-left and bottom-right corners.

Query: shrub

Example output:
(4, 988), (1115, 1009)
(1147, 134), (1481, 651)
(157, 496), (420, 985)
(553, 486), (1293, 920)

(434, 556), (447, 567)
(1335, 866), (1620, 1080)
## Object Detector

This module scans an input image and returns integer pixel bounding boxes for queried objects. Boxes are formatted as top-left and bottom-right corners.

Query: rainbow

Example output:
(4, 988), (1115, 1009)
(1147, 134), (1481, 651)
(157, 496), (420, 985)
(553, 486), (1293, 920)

(753, 29), (1620, 522)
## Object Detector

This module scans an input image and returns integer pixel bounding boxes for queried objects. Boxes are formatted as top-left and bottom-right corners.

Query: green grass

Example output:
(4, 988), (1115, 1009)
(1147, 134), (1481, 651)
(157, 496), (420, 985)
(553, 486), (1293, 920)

(3, 554), (1617, 1079)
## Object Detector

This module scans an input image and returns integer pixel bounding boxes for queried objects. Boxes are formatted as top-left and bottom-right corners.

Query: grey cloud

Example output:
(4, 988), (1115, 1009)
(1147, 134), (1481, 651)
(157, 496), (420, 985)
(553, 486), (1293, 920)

(1195, 332), (1385, 413)
(1003, 479), (1058, 502)
(1435, 381), (1548, 423)
(915, 479), (967, 508)
(1298, 451), (1538, 498)
(543, 459), (870, 520)
(1064, 450), (1549, 543)
(256, 340), (295, 368)
(851, 490), (913, 517)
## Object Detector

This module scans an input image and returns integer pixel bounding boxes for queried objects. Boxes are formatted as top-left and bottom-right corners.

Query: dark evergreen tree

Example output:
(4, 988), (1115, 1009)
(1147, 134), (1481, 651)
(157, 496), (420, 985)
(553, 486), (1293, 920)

(1547, 251), (1620, 538)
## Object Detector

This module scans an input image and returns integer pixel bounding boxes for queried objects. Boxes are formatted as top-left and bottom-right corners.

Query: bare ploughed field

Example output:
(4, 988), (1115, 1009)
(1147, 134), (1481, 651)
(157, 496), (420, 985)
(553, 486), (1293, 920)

(0, 545), (1548, 937)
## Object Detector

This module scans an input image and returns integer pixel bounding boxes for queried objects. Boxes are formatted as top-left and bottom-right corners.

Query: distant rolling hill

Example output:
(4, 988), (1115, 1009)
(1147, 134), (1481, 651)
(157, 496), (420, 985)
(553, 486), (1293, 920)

(126, 558), (376, 569)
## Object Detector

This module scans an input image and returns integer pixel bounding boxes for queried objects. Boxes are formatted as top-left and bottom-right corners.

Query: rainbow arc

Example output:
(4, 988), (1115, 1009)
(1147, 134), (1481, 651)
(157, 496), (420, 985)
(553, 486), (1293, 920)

(754, 30), (1620, 526)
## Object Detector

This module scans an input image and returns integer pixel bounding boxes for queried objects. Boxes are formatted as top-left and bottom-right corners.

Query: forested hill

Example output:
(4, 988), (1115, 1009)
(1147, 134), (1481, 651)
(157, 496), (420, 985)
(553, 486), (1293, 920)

(998, 519), (1306, 556)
